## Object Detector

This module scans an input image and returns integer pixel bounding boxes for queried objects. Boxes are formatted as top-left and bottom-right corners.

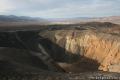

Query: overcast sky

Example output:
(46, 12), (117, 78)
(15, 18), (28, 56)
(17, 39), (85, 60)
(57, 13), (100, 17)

(0, 0), (120, 18)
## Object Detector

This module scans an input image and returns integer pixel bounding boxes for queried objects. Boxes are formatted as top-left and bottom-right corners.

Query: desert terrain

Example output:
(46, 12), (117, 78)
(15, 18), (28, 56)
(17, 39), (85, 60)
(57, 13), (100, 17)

(0, 16), (120, 80)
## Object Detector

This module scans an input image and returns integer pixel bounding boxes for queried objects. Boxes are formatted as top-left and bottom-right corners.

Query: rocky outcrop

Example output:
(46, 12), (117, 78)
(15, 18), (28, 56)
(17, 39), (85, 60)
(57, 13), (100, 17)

(39, 30), (120, 73)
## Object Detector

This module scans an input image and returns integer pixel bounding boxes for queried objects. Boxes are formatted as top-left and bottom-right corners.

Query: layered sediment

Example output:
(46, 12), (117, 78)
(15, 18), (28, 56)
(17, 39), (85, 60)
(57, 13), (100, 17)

(39, 30), (120, 73)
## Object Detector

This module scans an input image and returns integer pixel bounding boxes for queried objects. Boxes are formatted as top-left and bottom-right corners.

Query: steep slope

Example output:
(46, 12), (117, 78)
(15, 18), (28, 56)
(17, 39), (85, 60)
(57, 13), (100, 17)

(39, 30), (120, 73)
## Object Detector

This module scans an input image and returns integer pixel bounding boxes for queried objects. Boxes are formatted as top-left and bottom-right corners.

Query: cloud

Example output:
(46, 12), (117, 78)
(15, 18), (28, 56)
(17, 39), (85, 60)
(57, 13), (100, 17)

(0, 0), (15, 13)
(23, 0), (120, 18)
(0, 0), (120, 18)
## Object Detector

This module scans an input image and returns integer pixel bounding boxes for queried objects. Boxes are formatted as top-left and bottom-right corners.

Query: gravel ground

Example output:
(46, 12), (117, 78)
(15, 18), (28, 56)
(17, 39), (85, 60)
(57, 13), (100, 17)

(0, 71), (120, 80)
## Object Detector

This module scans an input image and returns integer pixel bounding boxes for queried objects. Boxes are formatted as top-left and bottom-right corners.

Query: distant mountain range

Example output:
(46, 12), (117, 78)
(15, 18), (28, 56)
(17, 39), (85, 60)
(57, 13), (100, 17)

(0, 15), (45, 22)
(0, 15), (51, 26)
(0, 15), (120, 25)
(86, 16), (120, 24)
(50, 16), (120, 25)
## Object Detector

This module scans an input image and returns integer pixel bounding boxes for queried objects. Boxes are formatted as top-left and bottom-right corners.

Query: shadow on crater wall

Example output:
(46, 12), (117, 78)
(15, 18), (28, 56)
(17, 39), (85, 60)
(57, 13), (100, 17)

(0, 31), (100, 73)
